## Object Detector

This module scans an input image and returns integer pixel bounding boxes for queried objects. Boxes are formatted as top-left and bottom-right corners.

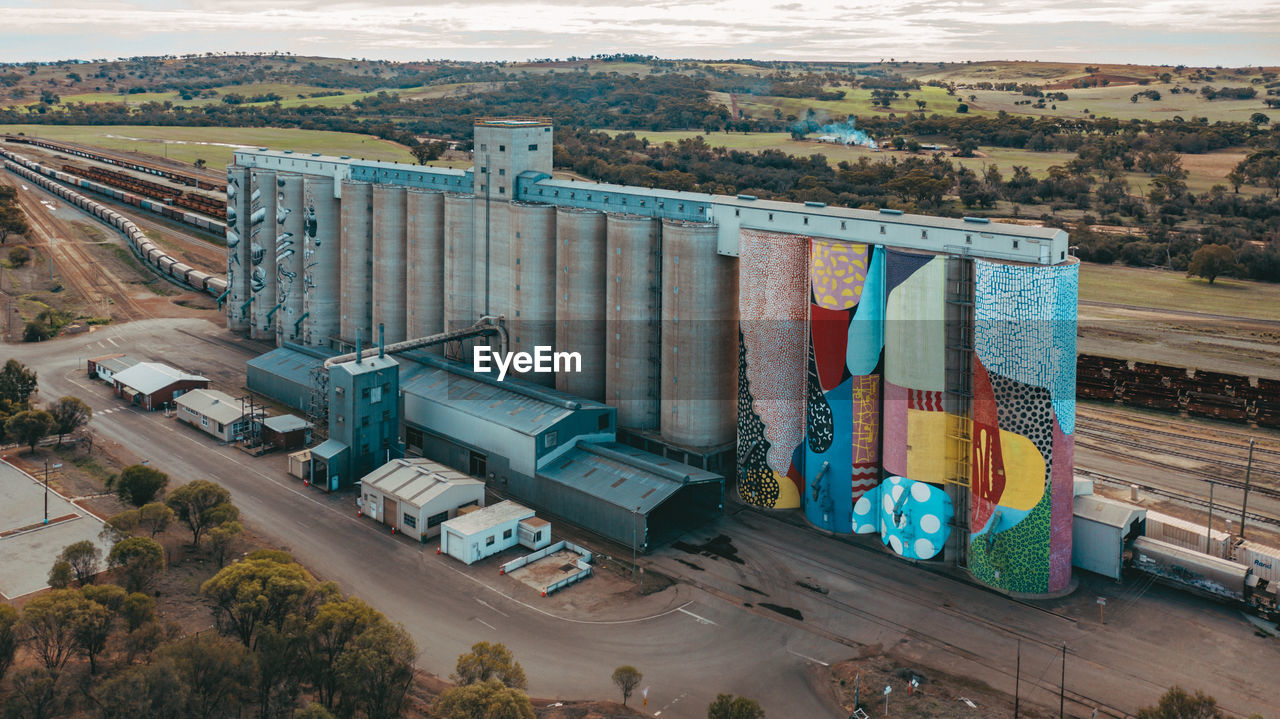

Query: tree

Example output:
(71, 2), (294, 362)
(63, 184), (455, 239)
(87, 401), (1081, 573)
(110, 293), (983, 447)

(0, 604), (17, 683)
(201, 551), (316, 649)
(101, 509), (140, 544)
(116, 464), (169, 507)
(707, 694), (765, 719)
(18, 589), (87, 671)
(154, 633), (255, 719)
(1136, 686), (1226, 719)
(334, 620), (418, 719)
(121, 592), (157, 631)
(612, 665), (643, 706)
(209, 521), (243, 567)
(48, 396), (90, 447)
(8, 244), (31, 266)
(58, 539), (101, 586)
(1187, 244), (1237, 284)
(453, 641), (528, 689)
(4, 667), (65, 719)
(0, 204), (30, 244)
(137, 501), (174, 537)
(294, 704), (336, 719)
(47, 560), (73, 590)
(1249, 112), (1270, 126)
(0, 359), (38, 405)
(93, 662), (189, 719)
(433, 678), (536, 719)
(107, 536), (165, 593)
(956, 103), (968, 113)
(167, 480), (234, 546)
(6, 409), (53, 453)
(306, 596), (381, 710)
(71, 593), (114, 674)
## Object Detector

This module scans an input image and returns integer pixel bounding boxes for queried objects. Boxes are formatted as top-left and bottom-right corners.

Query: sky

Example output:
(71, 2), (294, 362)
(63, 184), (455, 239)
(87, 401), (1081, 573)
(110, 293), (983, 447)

(2, 0), (1279, 67)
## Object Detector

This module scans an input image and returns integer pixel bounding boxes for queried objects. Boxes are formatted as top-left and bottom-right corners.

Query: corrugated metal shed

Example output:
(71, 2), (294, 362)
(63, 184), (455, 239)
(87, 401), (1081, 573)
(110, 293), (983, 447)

(246, 345), (333, 411)
(361, 458), (480, 509)
(401, 364), (578, 437)
(1073, 495), (1146, 581)
(114, 362), (208, 395)
(539, 441), (721, 515)
(263, 414), (311, 433)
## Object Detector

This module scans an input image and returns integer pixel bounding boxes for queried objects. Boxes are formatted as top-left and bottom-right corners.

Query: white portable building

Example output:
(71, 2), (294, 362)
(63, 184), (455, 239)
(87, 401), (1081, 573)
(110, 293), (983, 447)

(439, 500), (550, 564)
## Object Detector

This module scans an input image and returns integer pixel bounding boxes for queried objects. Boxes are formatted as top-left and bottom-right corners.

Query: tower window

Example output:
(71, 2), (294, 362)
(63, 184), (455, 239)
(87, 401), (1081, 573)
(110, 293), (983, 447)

(528, 144), (538, 151)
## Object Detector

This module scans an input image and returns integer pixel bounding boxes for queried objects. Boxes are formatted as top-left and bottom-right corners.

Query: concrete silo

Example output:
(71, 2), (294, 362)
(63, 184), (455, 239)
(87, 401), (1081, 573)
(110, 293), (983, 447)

(340, 181), (373, 347)
(275, 174), (305, 345)
(371, 185), (408, 343)
(406, 189), (445, 342)
(509, 201), (557, 386)
(443, 193), (476, 335)
(248, 169), (277, 341)
(660, 220), (737, 448)
(301, 176), (341, 348)
(225, 166), (251, 332)
(605, 213), (662, 430)
(554, 207), (606, 401)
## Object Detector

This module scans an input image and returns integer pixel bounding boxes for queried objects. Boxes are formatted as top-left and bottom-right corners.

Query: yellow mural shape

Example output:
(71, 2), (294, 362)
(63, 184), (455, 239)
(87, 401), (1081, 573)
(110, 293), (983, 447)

(997, 429), (1047, 511)
(906, 408), (949, 484)
(774, 470), (801, 509)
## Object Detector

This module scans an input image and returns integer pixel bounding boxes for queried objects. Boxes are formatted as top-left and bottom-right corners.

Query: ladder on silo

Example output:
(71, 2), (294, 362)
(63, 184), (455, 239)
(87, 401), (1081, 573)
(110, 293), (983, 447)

(944, 257), (975, 567)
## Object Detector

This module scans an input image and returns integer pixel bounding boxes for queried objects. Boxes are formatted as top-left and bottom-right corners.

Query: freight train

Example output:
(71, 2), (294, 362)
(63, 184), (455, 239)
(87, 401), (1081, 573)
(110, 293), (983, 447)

(1, 150), (228, 299)
(62, 163), (224, 218)
(0, 145), (224, 236)
(4, 135), (227, 192)
(1130, 536), (1280, 622)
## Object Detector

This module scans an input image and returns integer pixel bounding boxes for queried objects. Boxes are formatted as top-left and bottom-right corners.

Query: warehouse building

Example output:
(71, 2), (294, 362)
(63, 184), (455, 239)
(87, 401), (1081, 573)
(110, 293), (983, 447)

(228, 118), (1078, 595)
(246, 344), (331, 411)
(175, 389), (261, 442)
(440, 500), (550, 565)
(358, 457), (484, 540)
(112, 362), (210, 411)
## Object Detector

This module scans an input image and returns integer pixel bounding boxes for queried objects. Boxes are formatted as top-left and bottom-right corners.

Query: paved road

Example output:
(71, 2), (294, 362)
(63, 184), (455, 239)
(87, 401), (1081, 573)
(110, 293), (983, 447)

(8, 318), (1278, 719)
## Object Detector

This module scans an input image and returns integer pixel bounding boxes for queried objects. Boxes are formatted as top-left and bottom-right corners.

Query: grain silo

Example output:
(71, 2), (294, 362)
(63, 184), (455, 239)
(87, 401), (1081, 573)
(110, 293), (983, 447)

(443, 193), (476, 336)
(275, 174), (305, 344)
(554, 207), (606, 401)
(225, 166), (251, 332)
(371, 185), (407, 343)
(340, 181), (373, 346)
(509, 201), (557, 386)
(301, 176), (340, 348)
(406, 188), (445, 342)
(605, 213), (662, 430)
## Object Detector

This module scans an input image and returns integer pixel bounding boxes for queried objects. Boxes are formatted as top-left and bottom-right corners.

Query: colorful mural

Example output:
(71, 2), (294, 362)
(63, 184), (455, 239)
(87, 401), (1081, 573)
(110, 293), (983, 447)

(804, 239), (884, 532)
(968, 259), (1078, 594)
(737, 230), (808, 509)
(853, 476), (953, 560)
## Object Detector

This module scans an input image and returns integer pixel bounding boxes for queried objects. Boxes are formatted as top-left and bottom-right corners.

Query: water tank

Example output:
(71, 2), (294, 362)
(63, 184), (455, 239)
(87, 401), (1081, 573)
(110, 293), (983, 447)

(509, 201), (556, 386)
(224, 166), (251, 332)
(371, 185), (407, 343)
(340, 181), (373, 346)
(605, 214), (661, 429)
(443, 193), (476, 337)
(248, 169), (277, 341)
(661, 220), (737, 447)
(301, 176), (340, 348)
(406, 189), (445, 343)
(276, 174), (305, 345)
(555, 207), (606, 401)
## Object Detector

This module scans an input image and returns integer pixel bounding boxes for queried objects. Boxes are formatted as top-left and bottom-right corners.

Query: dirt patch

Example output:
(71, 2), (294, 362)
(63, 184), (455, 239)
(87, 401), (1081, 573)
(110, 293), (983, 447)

(830, 653), (1056, 719)
(672, 534), (744, 564)
(759, 602), (803, 621)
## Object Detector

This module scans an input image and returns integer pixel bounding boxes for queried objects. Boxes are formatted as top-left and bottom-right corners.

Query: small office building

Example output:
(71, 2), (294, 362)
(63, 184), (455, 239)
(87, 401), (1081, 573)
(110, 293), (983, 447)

(175, 389), (261, 442)
(112, 362), (210, 411)
(440, 500), (551, 565)
(88, 354), (138, 382)
(359, 458), (484, 540)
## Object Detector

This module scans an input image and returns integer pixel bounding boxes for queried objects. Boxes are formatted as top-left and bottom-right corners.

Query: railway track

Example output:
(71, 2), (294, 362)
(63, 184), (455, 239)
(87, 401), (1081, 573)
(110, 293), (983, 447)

(1073, 427), (1280, 481)
(3, 173), (152, 321)
(1078, 404), (1280, 451)
(1077, 468), (1280, 528)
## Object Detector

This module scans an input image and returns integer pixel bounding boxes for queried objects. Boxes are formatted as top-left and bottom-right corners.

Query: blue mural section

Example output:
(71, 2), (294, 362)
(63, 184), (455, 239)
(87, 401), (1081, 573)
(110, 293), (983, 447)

(853, 476), (953, 560)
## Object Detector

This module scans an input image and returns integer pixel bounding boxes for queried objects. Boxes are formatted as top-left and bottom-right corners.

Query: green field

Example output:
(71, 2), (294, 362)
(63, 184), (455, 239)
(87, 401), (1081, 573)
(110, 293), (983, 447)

(0, 124), (415, 167)
(1078, 263), (1280, 320)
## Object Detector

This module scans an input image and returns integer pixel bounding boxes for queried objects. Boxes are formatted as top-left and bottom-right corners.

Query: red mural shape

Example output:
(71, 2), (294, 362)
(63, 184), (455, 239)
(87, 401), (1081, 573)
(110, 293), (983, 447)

(1049, 417), (1075, 591)
(810, 305), (850, 391)
(907, 389), (943, 412)
(971, 360), (1006, 532)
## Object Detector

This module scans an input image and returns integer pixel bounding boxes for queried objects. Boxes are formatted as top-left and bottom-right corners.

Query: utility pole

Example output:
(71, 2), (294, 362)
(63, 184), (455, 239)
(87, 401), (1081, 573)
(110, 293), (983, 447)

(1059, 643), (1067, 719)
(1240, 438), (1255, 539)
(1014, 639), (1021, 719)
(1206, 481), (1216, 553)
(632, 506), (640, 583)
(43, 459), (49, 524)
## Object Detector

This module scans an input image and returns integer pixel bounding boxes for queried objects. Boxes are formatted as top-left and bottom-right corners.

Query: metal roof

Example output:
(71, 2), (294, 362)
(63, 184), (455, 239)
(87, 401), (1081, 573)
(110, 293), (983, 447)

(361, 458), (481, 509)
(247, 347), (328, 386)
(262, 414), (311, 433)
(441, 500), (535, 536)
(311, 438), (348, 459)
(175, 389), (254, 425)
(97, 356), (139, 374)
(113, 362), (208, 395)
(538, 440), (723, 515)
(400, 360), (602, 437)
(1073, 495), (1145, 529)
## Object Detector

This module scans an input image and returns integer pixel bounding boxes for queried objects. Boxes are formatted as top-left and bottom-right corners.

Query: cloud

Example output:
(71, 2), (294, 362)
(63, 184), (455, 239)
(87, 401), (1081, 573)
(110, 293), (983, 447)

(0, 0), (1277, 64)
